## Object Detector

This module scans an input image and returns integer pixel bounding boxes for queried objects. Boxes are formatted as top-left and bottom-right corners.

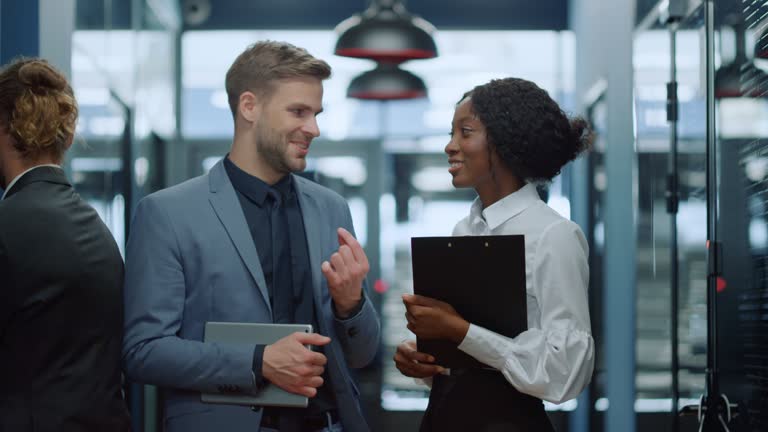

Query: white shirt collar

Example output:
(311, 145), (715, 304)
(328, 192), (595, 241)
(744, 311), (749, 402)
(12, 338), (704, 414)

(1, 164), (61, 201)
(469, 183), (542, 230)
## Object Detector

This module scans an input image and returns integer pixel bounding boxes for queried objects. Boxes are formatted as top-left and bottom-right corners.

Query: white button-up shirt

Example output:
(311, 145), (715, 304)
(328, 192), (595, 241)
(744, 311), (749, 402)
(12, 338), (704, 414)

(454, 183), (594, 404)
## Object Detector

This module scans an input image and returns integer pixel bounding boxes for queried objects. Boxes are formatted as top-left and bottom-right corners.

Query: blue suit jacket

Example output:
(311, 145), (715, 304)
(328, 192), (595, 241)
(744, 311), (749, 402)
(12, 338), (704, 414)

(122, 160), (380, 432)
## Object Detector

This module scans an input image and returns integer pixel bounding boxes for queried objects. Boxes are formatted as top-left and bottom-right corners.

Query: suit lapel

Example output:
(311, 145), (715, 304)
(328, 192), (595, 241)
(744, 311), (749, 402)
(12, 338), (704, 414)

(294, 177), (324, 305)
(207, 160), (271, 315)
(295, 177), (356, 401)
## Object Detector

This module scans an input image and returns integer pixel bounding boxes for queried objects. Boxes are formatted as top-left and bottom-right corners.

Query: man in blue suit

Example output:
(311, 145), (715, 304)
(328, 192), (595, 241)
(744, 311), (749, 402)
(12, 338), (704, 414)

(122, 41), (380, 432)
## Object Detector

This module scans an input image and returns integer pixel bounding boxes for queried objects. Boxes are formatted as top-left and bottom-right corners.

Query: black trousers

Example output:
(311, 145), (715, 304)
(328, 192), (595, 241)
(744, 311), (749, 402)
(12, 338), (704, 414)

(419, 368), (556, 432)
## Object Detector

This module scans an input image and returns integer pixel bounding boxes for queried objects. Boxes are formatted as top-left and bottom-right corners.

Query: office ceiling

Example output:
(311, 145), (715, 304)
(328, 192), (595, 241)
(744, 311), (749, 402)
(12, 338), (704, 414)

(77, 0), (723, 33)
(76, 0), (568, 31)
(176, 0), (569, 31)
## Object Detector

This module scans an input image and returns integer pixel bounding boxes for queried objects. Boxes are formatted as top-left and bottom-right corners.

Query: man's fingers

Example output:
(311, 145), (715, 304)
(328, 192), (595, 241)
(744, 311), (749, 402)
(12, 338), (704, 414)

(303, 375), (324, 388)
(321, 261), (332, 273)
(293, 332), (331, 347)
(338, 245), (357, 270)
(295, 364), (325, 377)
(296, 386), (318, 398)
(291, 376), (324, 397)
(329, 253), (348, 280)
(337, 228), (369, 268)
(337, 227), (358, 249)
(301, 351), (328, 366)
(321, 261), (340, 286)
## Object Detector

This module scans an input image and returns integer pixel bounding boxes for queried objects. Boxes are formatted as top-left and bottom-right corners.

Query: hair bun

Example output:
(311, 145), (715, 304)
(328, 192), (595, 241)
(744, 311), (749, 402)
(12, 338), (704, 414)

(569, 116), (594, 154)
(18, 60), (67, 93)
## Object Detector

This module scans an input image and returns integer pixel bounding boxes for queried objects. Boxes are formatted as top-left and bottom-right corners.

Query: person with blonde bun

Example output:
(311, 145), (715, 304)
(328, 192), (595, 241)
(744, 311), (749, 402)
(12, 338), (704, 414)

(0, 58), (130, 432)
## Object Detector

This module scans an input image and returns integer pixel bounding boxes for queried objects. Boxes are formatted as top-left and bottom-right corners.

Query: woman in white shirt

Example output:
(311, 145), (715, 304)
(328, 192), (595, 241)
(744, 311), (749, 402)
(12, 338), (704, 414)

(394, 77), (594, 431)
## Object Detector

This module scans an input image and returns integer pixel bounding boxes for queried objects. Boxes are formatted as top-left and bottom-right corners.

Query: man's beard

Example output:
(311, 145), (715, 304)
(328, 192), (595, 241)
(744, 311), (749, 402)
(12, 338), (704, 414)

(255, 118), (293, 175)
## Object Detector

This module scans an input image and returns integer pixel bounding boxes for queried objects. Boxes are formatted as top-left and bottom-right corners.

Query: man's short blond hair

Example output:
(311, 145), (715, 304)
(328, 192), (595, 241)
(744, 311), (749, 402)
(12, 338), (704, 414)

(225, 40), (331, 118)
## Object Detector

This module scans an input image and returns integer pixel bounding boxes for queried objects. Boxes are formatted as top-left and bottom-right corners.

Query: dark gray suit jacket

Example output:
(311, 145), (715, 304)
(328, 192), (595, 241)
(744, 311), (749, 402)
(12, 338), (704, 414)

(0, 167), (130, 432)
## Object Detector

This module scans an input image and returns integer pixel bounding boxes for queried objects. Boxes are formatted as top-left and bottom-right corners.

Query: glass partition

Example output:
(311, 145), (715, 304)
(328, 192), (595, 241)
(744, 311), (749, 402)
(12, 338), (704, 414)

(713, 1), (768, 429)
(631, 1), (768, 429)
(630, 7), (709, 416)
(639, 26), (707, 394)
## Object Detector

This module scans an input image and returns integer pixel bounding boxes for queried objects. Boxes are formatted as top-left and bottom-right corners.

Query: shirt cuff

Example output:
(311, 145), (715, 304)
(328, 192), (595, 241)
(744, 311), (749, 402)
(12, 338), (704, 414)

(332, 294), (366, 321)
(252, 344), (267, 390)
(457, 323), (505, 370)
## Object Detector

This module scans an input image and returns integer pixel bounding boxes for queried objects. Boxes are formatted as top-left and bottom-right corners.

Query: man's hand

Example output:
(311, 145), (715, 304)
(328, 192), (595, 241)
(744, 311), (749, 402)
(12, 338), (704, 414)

(262, 332), (331, 397)
(393, 340), (445, 378)
(403, 294), (469, 343)
(322, 228), (369, 317)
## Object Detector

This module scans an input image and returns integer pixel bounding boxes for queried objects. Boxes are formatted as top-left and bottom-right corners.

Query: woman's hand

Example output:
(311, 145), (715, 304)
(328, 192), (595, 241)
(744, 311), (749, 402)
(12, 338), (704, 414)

(393, 340), (445, 378)
(402, 294), (470, 343)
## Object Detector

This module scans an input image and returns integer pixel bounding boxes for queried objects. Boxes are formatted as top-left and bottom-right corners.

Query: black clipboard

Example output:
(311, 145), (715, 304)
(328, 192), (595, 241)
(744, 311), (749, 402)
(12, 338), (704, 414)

(410, 235), (527, 369)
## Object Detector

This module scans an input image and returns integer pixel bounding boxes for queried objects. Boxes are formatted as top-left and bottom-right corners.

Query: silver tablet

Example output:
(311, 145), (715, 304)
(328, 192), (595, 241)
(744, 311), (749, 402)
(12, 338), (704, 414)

(201, 322), (313, 408)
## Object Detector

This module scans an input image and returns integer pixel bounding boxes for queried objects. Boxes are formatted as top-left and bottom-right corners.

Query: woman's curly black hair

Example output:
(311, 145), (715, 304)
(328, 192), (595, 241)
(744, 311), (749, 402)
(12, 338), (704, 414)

(462, 78), (593, 182)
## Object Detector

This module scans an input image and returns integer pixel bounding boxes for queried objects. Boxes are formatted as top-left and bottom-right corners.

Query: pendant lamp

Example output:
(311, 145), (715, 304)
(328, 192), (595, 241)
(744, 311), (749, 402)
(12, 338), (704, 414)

(347, 63), (427, 100)
(335, 0), (437, 64)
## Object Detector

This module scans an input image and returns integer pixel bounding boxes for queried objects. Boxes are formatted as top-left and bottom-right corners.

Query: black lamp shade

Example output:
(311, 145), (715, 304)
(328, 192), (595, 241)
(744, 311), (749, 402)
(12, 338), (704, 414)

(335, 2), (437, 63)
(347, 63), (427, 100)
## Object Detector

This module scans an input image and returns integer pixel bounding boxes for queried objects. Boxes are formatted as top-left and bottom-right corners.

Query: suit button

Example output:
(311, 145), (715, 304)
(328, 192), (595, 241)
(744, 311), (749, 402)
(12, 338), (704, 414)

(348, 327), (358, 337)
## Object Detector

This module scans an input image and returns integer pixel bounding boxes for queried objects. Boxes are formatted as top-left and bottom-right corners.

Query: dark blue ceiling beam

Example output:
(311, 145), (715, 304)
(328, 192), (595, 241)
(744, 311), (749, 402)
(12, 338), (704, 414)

(177, 0), (569, 31)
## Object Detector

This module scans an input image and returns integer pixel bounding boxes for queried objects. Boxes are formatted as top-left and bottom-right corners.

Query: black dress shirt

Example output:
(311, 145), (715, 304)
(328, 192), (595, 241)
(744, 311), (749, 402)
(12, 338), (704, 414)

(223, 157), (336, 419)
